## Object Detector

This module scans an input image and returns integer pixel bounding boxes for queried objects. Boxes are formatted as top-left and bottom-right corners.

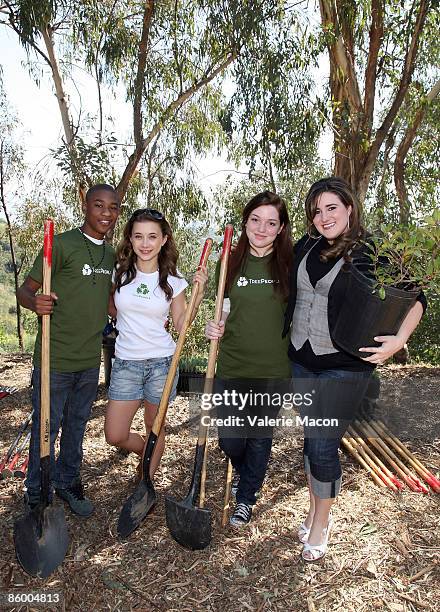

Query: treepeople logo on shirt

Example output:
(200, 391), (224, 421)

(236, 276), (277, 287)
(136, 283), (150, 298)
(81, 263), (110, 277)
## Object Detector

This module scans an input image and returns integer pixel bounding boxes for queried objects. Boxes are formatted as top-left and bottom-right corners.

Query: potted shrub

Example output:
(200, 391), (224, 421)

(177, 356), (208, 394)
(332, 212), (440, 357)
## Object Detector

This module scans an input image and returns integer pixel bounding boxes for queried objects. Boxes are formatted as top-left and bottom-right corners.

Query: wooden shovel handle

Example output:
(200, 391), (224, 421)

(199, 225), (234, 506)
(150, 238), (213, 437)
(221, 459), (233, 527)
(40, 220), (54, 459)
(205, 224), (233, 380)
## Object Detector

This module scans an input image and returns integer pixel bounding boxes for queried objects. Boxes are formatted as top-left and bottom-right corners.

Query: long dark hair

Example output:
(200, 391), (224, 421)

(114, 209), (180, 301)
(226, 191), (293, 299)
(304, 176), (366, 262)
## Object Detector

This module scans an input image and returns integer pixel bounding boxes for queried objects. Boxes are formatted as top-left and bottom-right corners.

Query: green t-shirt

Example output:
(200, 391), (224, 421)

(30, 228), (115, 372)
(216, 253), (290, 379)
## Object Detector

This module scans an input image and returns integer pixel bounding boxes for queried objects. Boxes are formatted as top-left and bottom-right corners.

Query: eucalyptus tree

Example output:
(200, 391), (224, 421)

(0, 0), (298, 211)
(219, 2), (324, 192)
(318, 0), (439, 208)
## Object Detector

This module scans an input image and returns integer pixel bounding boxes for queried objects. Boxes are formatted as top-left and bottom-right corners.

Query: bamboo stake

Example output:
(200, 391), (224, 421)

(355, 421), (426, 493)
(341, 437), (387, 488)
(374, 419), (440, 493)
(361, 419), (430, 493)
(348, 425), (403, 490)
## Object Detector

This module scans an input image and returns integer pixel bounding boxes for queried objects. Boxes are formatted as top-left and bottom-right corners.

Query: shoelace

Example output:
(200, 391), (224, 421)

(233, 503), (251, 521)
(69, 481), (85, 500)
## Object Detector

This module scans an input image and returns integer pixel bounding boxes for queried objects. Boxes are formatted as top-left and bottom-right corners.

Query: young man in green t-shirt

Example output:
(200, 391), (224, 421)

(17, 184), (120, 516)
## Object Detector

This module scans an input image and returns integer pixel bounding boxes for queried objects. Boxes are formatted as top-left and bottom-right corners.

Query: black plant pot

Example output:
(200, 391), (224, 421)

(332, 265), (419, 358)
(177, 371), (206, 395)
(102, 336), (116, 388)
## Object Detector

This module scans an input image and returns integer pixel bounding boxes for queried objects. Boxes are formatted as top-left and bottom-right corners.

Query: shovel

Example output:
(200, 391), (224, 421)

(165, 224), (233, 549)
(117, 238), (213, 539)
(14, 219), (69, 578)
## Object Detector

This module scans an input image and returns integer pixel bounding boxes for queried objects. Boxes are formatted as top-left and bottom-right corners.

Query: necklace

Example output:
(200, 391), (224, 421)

(78, 228), (106, 285)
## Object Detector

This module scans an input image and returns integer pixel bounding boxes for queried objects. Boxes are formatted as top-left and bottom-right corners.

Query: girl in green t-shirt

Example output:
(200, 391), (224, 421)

(206, 191), (293, 527)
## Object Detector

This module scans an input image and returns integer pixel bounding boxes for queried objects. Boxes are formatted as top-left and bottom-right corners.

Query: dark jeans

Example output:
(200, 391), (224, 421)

(291, 362), (372, 498)
(219, 436), (273, 505)
(26, 366), (100, 496)
(215, 378), (276, 505)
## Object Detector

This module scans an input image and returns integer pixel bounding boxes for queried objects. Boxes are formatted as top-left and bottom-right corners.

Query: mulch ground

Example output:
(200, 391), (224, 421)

(0, 353), (439, 612)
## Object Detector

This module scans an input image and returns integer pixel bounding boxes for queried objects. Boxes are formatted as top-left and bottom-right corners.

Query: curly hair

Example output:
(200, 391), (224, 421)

(304, 176), (366, 262)
(114, 209), (180, 301)
(226, 191), (293, 300)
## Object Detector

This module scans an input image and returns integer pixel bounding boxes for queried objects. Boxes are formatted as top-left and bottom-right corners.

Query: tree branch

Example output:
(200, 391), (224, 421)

(394, 78), (440, 223)
(320, 0), (363, 117)
(117, 50), (237, 199)
(363, 0), (384, 136)
(40, 24), (91, 199)
(133, 0), (155, 150)
(360, 0), (430, 198)
(94, 0), (119, 143)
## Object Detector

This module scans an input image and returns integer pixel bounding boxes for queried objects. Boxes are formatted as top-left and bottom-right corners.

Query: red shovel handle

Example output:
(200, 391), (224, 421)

(41, 220), (54, 459)
(43, 220), (54, 269)
(197, 238), (212, 269)
(221, 224), (234, 260)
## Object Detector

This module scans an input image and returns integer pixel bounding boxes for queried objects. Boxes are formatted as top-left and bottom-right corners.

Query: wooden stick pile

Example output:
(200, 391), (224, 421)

(342, 416), (440, 493)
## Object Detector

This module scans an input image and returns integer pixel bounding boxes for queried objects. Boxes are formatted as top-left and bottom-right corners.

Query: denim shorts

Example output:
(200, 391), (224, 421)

(108, 355), (178, 404)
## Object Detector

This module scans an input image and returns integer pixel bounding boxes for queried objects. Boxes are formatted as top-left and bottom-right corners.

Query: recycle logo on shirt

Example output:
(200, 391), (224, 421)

(82, 264), (92, 276)
(137, 283), (150, 295)
(237, 276), (248, 287)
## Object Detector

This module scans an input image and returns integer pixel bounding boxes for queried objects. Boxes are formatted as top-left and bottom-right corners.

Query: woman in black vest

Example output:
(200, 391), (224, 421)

(283, 177), (426, 561)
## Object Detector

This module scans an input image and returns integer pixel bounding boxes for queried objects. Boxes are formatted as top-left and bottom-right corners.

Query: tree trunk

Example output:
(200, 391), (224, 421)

(320, 0), (430, 205)
(0, 146), (24, 351)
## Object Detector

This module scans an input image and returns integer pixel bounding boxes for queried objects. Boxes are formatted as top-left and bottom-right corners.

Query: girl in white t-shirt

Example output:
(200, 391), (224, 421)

(104, 208), (207, 477)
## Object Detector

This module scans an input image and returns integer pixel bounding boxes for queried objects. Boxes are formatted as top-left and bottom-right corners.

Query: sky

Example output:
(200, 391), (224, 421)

(0, 24), (332, 214)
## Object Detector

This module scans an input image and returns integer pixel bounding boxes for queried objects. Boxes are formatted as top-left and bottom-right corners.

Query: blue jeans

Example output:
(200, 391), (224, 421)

(26, 366), (100, 496)
(291, 362), (372, 498)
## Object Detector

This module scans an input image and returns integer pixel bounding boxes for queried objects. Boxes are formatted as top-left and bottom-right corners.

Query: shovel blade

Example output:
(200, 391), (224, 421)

(117, 478), (156, 539)
(14, 504), (69, 578)
(165, 495), (211, 550)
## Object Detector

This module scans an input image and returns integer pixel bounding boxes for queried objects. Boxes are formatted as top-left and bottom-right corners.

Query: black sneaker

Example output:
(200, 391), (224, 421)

(24, 492), (41, 512)
(55, 478), (94, 517)
(231, 472), (240, 499)
(230, 502), (253, 527)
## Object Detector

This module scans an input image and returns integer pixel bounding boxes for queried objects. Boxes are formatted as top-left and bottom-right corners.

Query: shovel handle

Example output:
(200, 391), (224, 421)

(221, 459), (233, 527)
(150, 238), (213, 438)
(40, 220), (54, 459)
(198, 226), (233, 500)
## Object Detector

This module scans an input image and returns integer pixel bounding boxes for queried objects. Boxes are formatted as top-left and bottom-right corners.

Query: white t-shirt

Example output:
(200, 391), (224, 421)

(114, 269), (188, 360)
